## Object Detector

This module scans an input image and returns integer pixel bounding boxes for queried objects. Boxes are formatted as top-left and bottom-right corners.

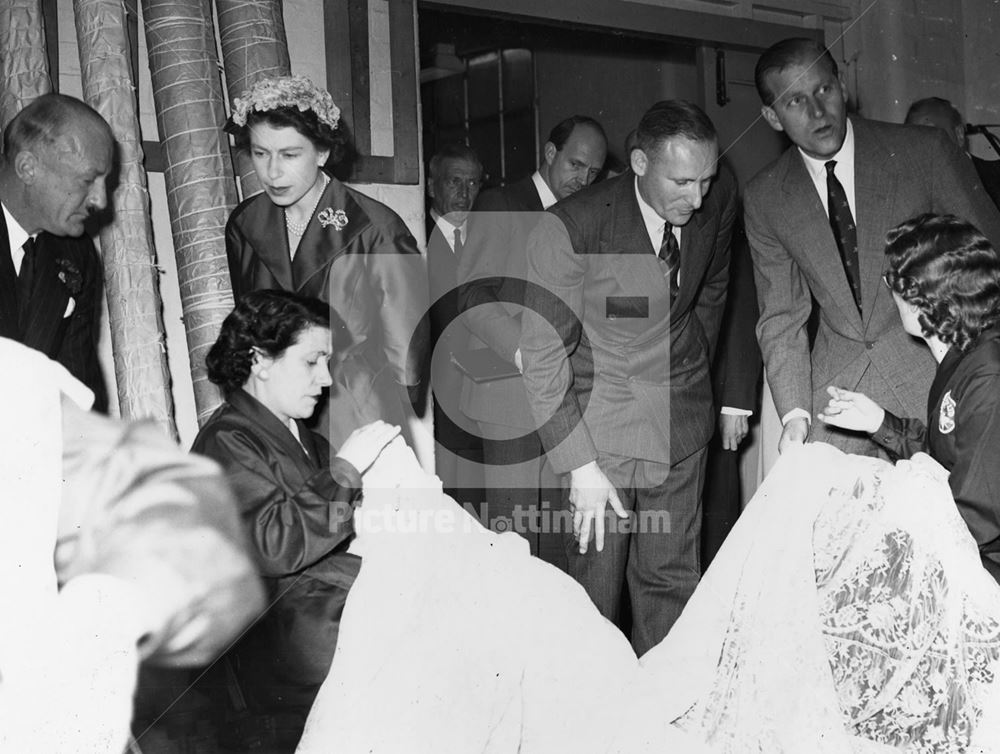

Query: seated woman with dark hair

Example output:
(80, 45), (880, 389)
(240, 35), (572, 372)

(820, 212), (1000, 582)
(191, 289), (399, 743)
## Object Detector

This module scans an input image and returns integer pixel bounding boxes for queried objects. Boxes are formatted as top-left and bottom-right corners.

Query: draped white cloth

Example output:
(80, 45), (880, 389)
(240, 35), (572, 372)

(298, 440), (1000, 753)
(0, 338), (137, 753)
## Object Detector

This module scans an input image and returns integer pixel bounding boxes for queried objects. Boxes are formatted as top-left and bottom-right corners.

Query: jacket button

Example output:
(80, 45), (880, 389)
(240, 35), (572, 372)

(865, 341), (875, 350)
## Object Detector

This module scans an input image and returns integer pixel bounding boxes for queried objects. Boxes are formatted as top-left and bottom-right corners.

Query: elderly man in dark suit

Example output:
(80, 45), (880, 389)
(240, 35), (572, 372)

(746, 38), (1000, 457)
(457, 116), (607, 568)
(0, 93), (110, 412)
(520, 101), (737, 654)
(425, 142), (485, 504)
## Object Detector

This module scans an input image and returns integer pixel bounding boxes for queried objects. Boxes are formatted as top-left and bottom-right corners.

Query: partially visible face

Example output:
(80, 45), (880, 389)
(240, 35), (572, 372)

(544, 124), (607, 200)
(632, 136), (718, 227)
(429, 157), (482, 224)
(258, 325), (333, 424)
(28, 120), (112, 236)
(905, 108), (964, 149)
(891, 290), (924, 338)
(249, 122), (330, 208)
(761, 58), (848, 160)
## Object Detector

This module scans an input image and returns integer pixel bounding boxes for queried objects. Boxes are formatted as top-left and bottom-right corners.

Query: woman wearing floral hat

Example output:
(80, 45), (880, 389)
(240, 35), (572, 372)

(225, 75), (428, 448)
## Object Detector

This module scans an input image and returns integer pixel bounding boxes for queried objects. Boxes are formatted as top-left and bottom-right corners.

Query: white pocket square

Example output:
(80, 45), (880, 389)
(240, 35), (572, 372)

(63, 297), (76, 318)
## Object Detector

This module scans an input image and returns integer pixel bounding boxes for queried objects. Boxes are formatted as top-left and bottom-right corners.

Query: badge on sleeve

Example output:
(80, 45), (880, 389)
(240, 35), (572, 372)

(939, 390), (956, 434)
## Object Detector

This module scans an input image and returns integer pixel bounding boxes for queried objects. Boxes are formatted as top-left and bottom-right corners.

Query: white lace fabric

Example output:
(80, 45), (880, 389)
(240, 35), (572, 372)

(299, 441), (1000, 753)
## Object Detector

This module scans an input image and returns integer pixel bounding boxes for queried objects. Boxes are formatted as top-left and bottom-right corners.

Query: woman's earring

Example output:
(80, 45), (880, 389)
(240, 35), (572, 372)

(258, 368), (269, 380)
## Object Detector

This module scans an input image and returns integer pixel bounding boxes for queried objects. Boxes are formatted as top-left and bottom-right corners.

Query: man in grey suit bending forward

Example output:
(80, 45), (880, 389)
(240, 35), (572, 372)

(746, 37), (1000, 457)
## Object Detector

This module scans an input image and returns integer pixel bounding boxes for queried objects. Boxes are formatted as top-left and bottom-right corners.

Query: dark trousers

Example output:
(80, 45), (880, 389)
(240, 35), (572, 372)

(566, 447), (706, 657)
(432, 392), (485, 507)
(701, 433), (742, 570)
(478, 420), (566, 572)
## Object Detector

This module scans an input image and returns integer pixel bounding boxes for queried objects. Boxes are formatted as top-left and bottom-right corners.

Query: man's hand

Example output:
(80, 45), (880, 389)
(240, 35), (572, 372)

(778, 416), (809, 454)
(719, 413), (749, 451)
(513, 347), (523, 374)
(568, 461), (628, 554)
(817, 385), (885, 433)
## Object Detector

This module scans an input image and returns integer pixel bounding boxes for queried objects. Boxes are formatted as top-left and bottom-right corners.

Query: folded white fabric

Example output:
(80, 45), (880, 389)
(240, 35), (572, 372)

(0, 337), (135, 754)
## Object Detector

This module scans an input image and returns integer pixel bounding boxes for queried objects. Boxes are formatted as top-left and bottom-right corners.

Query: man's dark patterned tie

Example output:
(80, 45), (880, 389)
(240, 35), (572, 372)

(658, 222), (680, 302)
(17, 238), (36, 321)
(825, 160), (861, 311)
(453, 226), (464, 256)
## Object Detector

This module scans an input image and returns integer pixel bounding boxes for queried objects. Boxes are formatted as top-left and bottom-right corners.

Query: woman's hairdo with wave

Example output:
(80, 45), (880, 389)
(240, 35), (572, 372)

(884, 213), (1000, 352)
(206, 290), (331, 394)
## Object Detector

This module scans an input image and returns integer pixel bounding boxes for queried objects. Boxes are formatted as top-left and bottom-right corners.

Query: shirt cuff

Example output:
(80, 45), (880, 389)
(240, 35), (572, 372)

(781, 407), (811, 425)
(721, 407), (753, 417)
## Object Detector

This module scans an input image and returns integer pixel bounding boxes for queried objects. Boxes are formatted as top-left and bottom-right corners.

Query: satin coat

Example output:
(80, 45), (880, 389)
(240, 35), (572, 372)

(191, 388), (362, 711)
(226, 174), (429, 447)
(872, 327), (1000, 582)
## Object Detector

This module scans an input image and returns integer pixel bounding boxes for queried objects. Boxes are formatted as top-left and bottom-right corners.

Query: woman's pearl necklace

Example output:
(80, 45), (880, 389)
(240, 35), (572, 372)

(285, 173), (330, 236)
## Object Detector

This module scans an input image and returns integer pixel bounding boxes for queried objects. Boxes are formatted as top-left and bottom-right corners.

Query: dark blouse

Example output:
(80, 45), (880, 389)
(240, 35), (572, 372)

(872, 327), (1000, 581)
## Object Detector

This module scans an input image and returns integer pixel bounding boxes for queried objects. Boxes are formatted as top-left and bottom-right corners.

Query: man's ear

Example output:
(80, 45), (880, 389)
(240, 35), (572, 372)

(543, 141), (557, 166)
(13, 150), (39, 185)
(630, 148), (648, 177)
(761, 105), (783, 133)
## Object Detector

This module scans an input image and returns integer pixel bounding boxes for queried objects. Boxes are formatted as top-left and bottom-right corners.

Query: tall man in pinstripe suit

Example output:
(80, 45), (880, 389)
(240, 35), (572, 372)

(520, 101), (737, 654)
(0, 93), (110, 411)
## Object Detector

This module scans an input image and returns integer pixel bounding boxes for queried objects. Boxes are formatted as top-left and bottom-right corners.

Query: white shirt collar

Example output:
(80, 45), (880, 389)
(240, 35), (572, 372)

(798, 118), (856, 216)
(3, 202), (33, 274)
(3, 201), (30, 254)
(531, 170), (559, 210)
(634, 176), (678, 253)
(430, 208), (467, 252)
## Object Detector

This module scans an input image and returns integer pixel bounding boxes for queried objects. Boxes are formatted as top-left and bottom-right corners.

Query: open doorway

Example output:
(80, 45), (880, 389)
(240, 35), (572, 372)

(418, 6), (700, 189)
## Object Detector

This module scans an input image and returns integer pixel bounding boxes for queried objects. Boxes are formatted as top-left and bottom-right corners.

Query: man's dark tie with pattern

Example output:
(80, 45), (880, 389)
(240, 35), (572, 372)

(825, 160), (861, 311)
(453, 226), (463, 256)
(17, 238), (36, 323)
(658, 222), (680, 302)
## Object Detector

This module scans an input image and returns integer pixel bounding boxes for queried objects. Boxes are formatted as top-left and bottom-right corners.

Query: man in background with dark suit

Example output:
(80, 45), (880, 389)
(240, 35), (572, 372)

(426, 143), (485, 504)
(904, 96), (1000, 212)
(458, 115), (607, 568)
(746, 39), (1000, 458)
(0, 93), (110, 412)
(520, 101), (737, 653)
(702, 213), (761, 568)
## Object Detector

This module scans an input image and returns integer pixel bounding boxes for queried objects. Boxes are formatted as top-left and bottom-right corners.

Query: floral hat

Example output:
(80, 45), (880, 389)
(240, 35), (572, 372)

(230, 75), (341, 131)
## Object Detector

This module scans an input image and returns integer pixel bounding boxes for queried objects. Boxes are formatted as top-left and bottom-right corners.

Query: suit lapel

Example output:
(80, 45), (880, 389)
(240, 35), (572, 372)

(291, 178), (370, 292)
(603, 176), (675, 328)
(677, 203), (711, 311)
(0, 212), (19, 339)
(853, 119), (896, 324)
(21, 235), (70, 354)
(239, 195), (295, 290)
(780, 151), (863, 334)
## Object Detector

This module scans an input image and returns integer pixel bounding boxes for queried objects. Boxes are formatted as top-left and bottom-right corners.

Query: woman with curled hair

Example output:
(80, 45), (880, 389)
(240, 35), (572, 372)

(821, 213), (1000, 581)
(192, 289), (399, 746)
(224, 75), (428, 449)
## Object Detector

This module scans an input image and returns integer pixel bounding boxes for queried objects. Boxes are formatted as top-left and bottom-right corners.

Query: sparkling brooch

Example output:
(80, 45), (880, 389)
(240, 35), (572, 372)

(318, 208), (349, 231)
